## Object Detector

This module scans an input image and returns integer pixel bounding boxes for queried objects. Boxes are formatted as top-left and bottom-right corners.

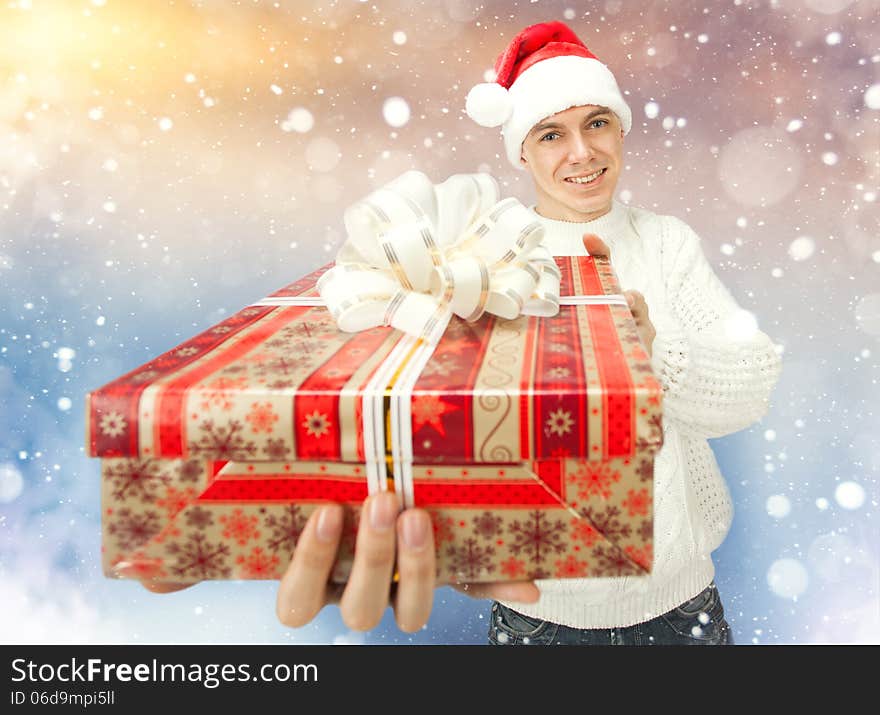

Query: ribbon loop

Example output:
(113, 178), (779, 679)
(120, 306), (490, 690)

(319, 170), (560, 341)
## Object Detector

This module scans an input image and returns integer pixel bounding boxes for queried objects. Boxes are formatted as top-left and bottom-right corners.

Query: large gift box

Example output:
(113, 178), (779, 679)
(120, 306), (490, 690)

(86, 172), (664, 585)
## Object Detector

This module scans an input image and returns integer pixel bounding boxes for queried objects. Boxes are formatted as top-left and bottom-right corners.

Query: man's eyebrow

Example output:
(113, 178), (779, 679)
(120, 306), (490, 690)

(528, 107), (612, 136)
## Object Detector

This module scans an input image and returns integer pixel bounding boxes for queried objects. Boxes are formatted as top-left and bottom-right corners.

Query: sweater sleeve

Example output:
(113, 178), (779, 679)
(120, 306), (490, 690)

(649, 216), (783, 439)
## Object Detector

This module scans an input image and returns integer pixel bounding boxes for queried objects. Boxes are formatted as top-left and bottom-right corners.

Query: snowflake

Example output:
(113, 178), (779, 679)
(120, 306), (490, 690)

(622, 488), (650, 517)
(471, 511), (503, 540)
(547, 366), (571, 379)
(246, 401), (279, 434)
(445, 537), (496, 580)
(411, 393), (459, 436)
(635, 457), (654, 483)
(624, 543), (653, 571)
(218, 508), (261, 546)
(166, 532), (231, 579)
(198, 376), (248, 412)
(591, 543), (641, 576)
(571, 460), (622, 500)
(210, 325), (233, 334)
(499, 556), (527, 579)
(107, 508), (162, 551)
(431, 515), (456, 545)
(255, 353), (315, 376)
(638, 518), (653, 544)
(266, 379), (295, 390)
(579, 504), (632, 542)
(155, 485), (198, 519)
(188, 419), (258, 461)
(507, 510), (567, 561)
(104, 459), (168, 501)
(177, 460), (205, 484)
(236, 547), (281, 578)
(545, 408), (574, 437)
(184, 506), (214, 530)
(547, 342), (569, 353)
(569, 516), (601, 548)
(176, 346), (200, 358)
(263, 437), (290, 460)
(302, 410), (331, 438)
(420, 353), (461, 378)
(99, 411), (127, 438)
(130, 369), (160, 384)
(263, 505), (308, 555)
(554, 554), (589, 578)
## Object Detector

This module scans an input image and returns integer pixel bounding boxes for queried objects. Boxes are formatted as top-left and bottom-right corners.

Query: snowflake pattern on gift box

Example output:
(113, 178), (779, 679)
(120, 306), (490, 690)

(177, 460), (205, 484)
(499, 556), (527, 579)
(591, 542), (641, 576)
(188, 419), (258, 461)
(105, 459), (169, 501)
(411, 394), (459, 436)
(166, 532), (231, 579)
(507, 510), (567, 562)
(471, 511), (503, 540)
(635, 456), (654, 483)
(445, 537), (496, 580)
(624, 543), (653, 571)
(302, 410), (330, 438)
(99, 411), (127, 438)
(420, 353), (461, 379)
(262, 505), (308, 555)
(219, 508), (261, 546)
(262, 437), (290, 460)
(569, 515), (601, 548)
(579, 504), (632, 543)
(245, 402), (279, 434)
(545, 408), (574, 437)
(622, 488), (650, 517)
(638, 518), (653, 544)
(107, 508), (162, 551)
(236, 547), (280, 578)
(155, 485), (198, 519)
(431, 514), (455, 546)
(571, 460), (622, 500)
(554, 553), (589, 578)
(184, 506), (214, 530)
(198, 376), (249, 412)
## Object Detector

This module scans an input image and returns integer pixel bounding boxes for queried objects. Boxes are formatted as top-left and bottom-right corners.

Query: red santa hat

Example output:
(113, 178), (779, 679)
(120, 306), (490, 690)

(465, 21), (632, 170)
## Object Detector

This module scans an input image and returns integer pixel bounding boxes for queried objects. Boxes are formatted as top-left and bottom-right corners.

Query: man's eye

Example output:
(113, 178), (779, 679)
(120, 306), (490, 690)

(540, 132), (560, 141)
(591, 119), (609, 128)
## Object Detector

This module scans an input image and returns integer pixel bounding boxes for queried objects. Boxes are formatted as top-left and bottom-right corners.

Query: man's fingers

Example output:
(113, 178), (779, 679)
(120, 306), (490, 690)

(450, 580), (540, 604)
(338, 492), (399, 631)
(624, 290), (648, 316)
(276, 503), (344, 628)
(392, 509), (436, 633)
(582, 232), (611, 257)
(140, 581), (195, 594)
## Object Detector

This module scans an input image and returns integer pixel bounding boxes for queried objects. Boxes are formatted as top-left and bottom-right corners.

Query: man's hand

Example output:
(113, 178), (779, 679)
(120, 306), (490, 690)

(138, 491), (540, 633)
(583, 233), (656, 357)
(276, 493), (435, 633)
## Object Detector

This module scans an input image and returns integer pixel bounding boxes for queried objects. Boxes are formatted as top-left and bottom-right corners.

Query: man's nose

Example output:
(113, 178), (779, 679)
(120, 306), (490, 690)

(567, 133), (595, 162)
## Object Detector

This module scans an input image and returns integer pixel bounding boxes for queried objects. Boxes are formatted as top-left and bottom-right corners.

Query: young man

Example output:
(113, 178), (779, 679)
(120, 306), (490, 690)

(150, 21), (783, 645)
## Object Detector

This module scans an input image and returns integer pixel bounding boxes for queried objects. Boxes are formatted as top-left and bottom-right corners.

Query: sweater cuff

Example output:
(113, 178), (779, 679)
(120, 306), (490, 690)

(650, 327), (690, 395)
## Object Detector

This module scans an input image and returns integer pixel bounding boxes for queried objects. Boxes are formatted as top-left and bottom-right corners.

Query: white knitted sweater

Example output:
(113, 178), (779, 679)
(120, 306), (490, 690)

(495, 199), (783, 629)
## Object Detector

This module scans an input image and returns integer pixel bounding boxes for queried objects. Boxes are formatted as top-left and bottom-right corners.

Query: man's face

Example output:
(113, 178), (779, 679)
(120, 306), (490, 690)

(519, 104), (624, 222)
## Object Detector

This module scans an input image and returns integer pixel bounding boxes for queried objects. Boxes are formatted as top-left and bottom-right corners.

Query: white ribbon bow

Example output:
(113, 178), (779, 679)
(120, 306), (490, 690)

(317, 170), (561, 343)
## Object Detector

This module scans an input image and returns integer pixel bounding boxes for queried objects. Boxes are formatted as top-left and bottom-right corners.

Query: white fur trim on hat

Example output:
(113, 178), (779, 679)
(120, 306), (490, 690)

(501, 54), (632, 170)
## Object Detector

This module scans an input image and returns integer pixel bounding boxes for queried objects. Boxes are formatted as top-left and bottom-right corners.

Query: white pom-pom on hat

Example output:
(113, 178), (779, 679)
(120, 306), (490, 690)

(465, 82), (513, 128)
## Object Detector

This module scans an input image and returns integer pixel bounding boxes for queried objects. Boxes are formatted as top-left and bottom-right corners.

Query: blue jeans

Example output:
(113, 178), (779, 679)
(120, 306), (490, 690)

(488, 580), (735, 645)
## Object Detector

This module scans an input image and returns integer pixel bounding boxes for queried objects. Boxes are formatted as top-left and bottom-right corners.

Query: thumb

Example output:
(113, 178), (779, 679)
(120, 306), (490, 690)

(582, 233), (611, 257)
